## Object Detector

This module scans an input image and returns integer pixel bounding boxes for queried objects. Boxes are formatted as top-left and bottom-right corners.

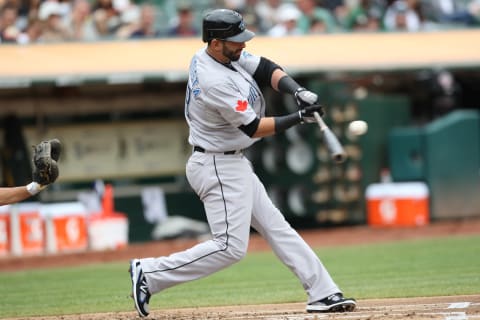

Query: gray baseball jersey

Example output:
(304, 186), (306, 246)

(138, 47), (342, 305)
(185, 48), (263, 152)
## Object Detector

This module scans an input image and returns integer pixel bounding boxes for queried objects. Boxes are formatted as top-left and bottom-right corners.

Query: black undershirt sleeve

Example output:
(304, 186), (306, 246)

(239, 113), (302, 137)
(238, 117), (261, 137)
(252, 57), (282, 88)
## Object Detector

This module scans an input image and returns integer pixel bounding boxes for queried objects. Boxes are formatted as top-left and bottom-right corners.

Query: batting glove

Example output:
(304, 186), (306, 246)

(294, 88), (318, 108)
(299, 104), (325, 123)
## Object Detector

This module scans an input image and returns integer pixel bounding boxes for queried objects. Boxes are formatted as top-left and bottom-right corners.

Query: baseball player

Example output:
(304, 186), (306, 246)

(129, 9), (356, 317)
(0, 139), (61, 206)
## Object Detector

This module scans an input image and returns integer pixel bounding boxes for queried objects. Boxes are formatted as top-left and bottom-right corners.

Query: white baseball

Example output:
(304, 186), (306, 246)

(348, 120), (368, 136)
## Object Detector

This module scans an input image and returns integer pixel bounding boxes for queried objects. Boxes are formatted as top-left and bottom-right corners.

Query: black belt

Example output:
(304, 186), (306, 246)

(194, 146), (237, 155)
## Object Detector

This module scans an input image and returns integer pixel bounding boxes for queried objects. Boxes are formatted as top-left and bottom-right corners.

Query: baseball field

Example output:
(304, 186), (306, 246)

(1, 218), (479, 320)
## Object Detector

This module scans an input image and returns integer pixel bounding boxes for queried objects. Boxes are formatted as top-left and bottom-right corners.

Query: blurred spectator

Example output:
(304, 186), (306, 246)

(255, 0), (282, 33)
(309, 16), (329, 33)
(383, 0), (423, 32)
(16, 0), (42, 32)
(321, 0), (345, 11)
(0, 0), (479, 45)
(0, 4), (21, 42)
(469, 0), (480, 24)
(91, 0), (140, 39)
(113, 0), (141, 39)
(166, 4), (198, 37)
(419, 0), (477, 27)
(229, 0), (262, 34)
(92, 0), (121, 37)
(320, 0), (351, 27)
(130, 3), (161, 38)
(343, 0), (386, 32)
(223, 0), (246, 11)
(17, 17), (42, 43)
(64, 0), (99, 41)
(2, 0), (29, 32)
(58, 0), (72, 18)
(267, 3), (302, 37)
(296, 0), (339, 33)
(37, 1), (72, 42)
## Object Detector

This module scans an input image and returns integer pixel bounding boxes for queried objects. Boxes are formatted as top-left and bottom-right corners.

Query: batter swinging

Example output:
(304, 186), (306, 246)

(129, 8), (356, 317)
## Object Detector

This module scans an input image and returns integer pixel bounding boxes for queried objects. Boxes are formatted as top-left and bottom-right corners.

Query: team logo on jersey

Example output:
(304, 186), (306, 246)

(242, 51), (252, 58)
(235, 100), (248, 112)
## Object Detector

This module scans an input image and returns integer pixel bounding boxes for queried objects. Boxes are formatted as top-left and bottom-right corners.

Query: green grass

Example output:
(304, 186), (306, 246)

(1, 235), (479, 318)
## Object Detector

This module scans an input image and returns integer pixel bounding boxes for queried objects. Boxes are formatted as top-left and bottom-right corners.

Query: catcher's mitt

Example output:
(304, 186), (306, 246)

(32, 139), (61, 185)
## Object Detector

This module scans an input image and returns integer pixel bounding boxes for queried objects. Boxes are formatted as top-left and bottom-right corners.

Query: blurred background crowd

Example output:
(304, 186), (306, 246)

(1, 0), (480, 44)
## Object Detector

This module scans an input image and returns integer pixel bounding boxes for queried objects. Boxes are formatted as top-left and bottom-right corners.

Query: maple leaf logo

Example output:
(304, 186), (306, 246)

(235, 100), (248, 112)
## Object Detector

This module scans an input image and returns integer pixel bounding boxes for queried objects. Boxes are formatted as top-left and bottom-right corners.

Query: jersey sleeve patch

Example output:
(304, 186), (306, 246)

(235, 100), (249, 112)
(206, 83), (257, 128)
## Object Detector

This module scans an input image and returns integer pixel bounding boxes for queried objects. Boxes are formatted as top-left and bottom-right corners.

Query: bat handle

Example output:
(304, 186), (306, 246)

(313, 112), (327, 131)
(313, 111), (347, 163)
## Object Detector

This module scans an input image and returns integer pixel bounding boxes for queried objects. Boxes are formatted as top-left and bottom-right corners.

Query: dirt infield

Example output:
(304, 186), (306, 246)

(4, 295), (480, 320)
(1, 218), (480, 319)
(145, 295), (480, 320)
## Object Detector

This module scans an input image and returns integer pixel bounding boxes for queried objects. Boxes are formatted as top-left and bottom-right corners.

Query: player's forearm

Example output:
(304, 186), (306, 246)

(0, 186), (32, 206)
(252, 117), (275, 138)
(273, 70), (319, 108)
(272, 69), (304, 95)
(252, 113), (302, 138)
(271, 69), (288, 91)
(0, 182), (45, 206)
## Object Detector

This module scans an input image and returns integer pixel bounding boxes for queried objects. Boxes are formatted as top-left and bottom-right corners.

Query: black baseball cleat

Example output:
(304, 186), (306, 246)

(129, 259), (151, 317)
(306, 293), (356, 313)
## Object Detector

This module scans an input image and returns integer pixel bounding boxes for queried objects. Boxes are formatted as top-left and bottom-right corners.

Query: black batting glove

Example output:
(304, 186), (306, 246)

(299, 104), (325, 123)
(294, 87), (318, 108)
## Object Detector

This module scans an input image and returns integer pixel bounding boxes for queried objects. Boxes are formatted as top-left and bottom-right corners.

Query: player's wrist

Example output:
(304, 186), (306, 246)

(26, 182), (45, 195)
(274, 112), (302, 133)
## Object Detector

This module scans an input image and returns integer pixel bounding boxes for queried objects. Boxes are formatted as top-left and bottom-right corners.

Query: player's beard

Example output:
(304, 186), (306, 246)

(222, 45), (242, 62)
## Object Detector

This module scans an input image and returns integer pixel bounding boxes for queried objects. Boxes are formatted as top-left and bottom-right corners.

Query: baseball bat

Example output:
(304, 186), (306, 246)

(313, 111), (347, 163)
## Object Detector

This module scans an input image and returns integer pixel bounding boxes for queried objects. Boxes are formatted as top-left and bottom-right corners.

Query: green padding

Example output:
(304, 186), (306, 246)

(423, 110), (480, 219)
(388, 127), (425, 181)
(358, 94), (411, 186)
